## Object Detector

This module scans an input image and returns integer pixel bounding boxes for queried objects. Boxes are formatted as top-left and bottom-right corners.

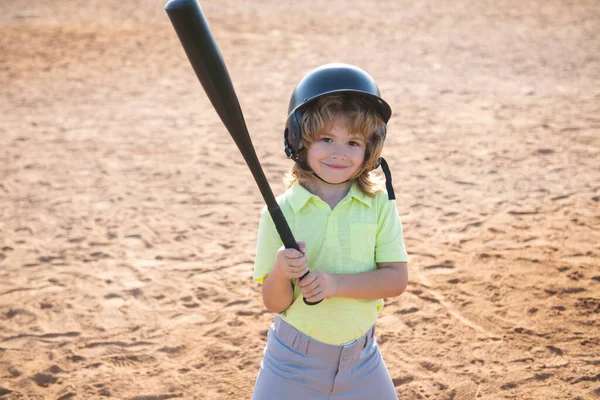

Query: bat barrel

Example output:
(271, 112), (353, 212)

(165, 0), (253, 152)
(165, 0), (321, 305)
(165, 0), (196, 11)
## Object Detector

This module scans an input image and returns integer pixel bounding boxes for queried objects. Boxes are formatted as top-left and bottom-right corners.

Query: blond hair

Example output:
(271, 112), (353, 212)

(285, 94), (386, 196)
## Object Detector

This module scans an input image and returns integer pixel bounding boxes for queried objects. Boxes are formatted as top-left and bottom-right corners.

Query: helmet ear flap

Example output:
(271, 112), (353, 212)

(284, 110), (303, 158)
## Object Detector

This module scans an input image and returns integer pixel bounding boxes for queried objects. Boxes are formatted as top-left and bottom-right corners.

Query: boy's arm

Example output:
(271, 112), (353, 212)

(255, 207), (296, 313)
(334, 262), (408, 299)
(298, 262), (408, 302)
(261, 267), (295, 314)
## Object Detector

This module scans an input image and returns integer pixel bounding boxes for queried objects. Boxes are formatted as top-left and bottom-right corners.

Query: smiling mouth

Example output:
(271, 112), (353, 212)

(323, 163), (348, 170)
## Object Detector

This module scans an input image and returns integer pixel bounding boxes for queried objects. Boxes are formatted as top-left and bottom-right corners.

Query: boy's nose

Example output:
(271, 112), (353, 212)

(330, 144), (345, 158)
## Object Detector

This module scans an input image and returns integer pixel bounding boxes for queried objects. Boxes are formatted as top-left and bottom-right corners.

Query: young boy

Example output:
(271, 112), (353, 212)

(252, 63), (408, 400)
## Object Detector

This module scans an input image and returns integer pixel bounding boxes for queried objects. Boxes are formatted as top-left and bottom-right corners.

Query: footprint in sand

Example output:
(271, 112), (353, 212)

(420, 361), (441, 372)
(158, 345), (185, 356)
(105, 354), (156, 368)
(575, 298), (600, 316)
(500, 381), (519, 390)
(90, 251), (111, 259)
(66, 355), (86, 363)
(180, 295), (199, 308)
(567, 271), (585, 280)
(560, 287), (586, 294)
(4, 308), (37, 325)
(448, 381), (480, 399)
(30, 372), (58, 387)
(15, 227), (33, 235)
(546, 346), (563, 356)
(57, 388), (77, 400)
(395, 307), (419, 315)
(423, 260), (455, 274)
(392, 375), (414, 387)
(129, 394), (183, 400)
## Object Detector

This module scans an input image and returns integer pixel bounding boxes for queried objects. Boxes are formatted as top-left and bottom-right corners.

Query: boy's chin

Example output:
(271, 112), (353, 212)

(317, 175), (354, 185)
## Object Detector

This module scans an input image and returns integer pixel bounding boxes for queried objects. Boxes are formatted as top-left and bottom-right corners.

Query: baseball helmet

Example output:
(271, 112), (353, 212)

(284, 63), (392, 159)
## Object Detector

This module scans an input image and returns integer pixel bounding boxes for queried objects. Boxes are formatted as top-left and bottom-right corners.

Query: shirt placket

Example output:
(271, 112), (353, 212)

(323, 198), (350, 249)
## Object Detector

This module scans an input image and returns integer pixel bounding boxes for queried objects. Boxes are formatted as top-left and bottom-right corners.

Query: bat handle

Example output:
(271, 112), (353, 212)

(268, 206), (322, 306)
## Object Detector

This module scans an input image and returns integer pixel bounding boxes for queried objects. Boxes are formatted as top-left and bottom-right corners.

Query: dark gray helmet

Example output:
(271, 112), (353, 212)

(284, 63), (392, 159)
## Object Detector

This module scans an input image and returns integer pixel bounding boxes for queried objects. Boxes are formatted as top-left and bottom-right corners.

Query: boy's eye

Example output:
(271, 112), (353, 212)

(321, 137), (333, 143)
(348, 141), (361, 147)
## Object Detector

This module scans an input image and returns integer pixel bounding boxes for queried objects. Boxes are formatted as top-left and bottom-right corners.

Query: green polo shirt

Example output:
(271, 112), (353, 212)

(253, 181), (409, 345)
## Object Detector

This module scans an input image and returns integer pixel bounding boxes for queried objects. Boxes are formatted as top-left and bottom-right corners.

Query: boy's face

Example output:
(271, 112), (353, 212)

(306, 117), (366, 184)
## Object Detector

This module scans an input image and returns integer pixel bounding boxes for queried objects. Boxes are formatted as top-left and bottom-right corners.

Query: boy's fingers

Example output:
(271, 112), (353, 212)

(298, 272), (313, 284)
(296, 271), (309, 279)
(304, 281), (320, 295)
(305, 290), (323, 303)
(290, 269), (307, 279)
(297, 241), (306, 254)
(298, 273), (316, 287)
(297, 277), (308, 287)
(284, 249), (304, 259)
(289, 257), (305, 268)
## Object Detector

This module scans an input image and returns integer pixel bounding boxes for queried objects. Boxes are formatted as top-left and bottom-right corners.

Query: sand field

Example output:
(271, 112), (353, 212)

(1, 0), (599, 398)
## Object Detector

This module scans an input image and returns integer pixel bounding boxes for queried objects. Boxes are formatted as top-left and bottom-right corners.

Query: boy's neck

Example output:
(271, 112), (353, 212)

(304, 178), (354, 209)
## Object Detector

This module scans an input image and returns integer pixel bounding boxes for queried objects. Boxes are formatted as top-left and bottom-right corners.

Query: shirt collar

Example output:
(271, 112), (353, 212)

(349, 182), (373, 208)
(288, 182), (316, 213)
(289, 181), (372, 213)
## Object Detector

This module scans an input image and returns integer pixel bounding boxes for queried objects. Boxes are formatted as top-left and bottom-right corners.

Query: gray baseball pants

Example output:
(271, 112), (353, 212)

(252, 316), (398, 400)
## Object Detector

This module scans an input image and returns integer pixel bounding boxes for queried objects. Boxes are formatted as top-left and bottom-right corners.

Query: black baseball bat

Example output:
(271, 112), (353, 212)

(165, 0), (321, 305)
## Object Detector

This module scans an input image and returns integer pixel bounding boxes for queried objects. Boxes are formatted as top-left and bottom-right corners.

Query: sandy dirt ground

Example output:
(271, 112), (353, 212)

(1, 0), (599, 399)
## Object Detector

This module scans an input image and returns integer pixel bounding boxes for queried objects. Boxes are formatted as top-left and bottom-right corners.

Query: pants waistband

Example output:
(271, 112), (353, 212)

(271, 316), (376, 361)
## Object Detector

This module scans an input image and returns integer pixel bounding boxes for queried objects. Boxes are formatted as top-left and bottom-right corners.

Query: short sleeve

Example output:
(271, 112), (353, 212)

(253, 207), (283, 282)
(375, 197), (409, 263)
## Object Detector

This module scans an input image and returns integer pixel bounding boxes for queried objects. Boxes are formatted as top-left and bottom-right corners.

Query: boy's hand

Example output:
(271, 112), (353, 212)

(272, 241), (308, 280)
(297, 270), (337, 303)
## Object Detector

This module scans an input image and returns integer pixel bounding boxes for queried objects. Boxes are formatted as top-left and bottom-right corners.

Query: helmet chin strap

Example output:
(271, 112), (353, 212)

(377, 157), (395, 200)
